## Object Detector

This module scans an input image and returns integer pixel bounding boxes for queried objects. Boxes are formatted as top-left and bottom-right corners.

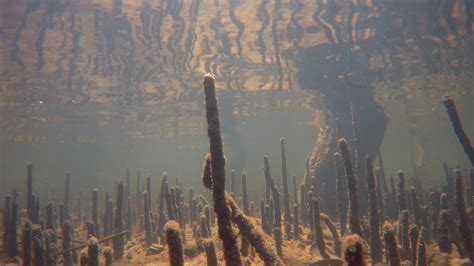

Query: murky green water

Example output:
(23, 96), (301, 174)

(0, 0), (473, 199)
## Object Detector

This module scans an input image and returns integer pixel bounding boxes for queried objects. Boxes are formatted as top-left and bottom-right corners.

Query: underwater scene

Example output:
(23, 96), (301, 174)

(0, 0), (473, 265)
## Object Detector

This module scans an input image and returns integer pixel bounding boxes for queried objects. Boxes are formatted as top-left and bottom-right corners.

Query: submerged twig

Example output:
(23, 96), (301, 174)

(442, 96), (474, 165)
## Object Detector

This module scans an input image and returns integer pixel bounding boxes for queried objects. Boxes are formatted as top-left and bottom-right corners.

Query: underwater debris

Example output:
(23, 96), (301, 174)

(62, 220), (73, 266)
(203, 238), (219, 266)
(92, 189), (99, 237)
(103, 247), (113, 266)
(397, 171), (408, 212)
(416, 227), (428, 266)
(429, 191), (440, 240)
(146, 176), (152, 210)
(165, 220), (184, 266)
(125, 196), (133, 241)
(383, 221), (401, 266)
(226, 194), (282, 265)
(300, 183), (307, 228)
(203, 74), (242, 265)
(22, 220), (33, 266)
(342, 234), (366, 266)
(105, 196), (113, 239)
(136, 171), (142, 221)
(409, 225), (419, 264)
(400, 210), (410, 260)
(26, 164), (33, 221)
(157, 173), (168, 243)
(454, 169), (473, 261)
(280, 137), (292, 226)
(32, 224), (46, 266)
(438, 209), (451, 253)
(8, 194), (19, 259)
(293, 204), (300, 241)
(365, 155), (382, 263)
(164, 181), (175, 221)
(230, 169), (236, 194)
(442, 96), (474, 165)
(273, 226), (283, 257)
(241, 172), (250, 256)
(64, 173), (71, 218)
(113, 182), (125, 259)
(200, 214), (210, 238)
(335, 152), (347, 237)
(3, 196), (10, 254)
(87, 237), (99, 266)
(339, 138), (363, 237)
(311, 198), (329, 259)
(374, 167), (385, 221)
(409, 187), (421, 227)
(261, 200), (270, 234)
(320, 213), (341, 256)
(143, 191), (153, 246)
